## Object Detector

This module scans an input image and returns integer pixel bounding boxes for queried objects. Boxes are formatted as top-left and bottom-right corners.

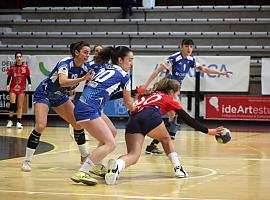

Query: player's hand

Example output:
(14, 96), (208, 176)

(221, 71), (233, 76)
(207, 126), (224, 136)
(83, 71), (93, 81)
(28, 84), (32, 91)
(136, 85), (146, 94)
(6, 85), (10, 91)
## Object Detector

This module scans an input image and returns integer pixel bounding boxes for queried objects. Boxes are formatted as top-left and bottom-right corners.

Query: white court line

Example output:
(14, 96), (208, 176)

(0, 189), (229, 200)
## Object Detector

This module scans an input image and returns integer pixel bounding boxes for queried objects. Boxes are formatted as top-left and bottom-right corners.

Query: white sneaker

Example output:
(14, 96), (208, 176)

(6, 120), (13, 128)
(21, 160), (32, 172)
(105, 159), (119, 185)
(16, 122), (23, 129)
(174, 166), (189, 178)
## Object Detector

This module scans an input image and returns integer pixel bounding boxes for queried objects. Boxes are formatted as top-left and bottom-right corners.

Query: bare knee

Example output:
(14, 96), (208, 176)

(35, 122), (47, 133)
(160, 136), (171, 145)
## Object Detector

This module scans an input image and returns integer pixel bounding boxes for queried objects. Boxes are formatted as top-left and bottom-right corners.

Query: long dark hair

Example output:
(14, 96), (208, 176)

(93, 46), (132, 65)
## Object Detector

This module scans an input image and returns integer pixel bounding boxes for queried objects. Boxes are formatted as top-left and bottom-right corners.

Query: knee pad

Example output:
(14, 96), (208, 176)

(27, 130), (41, 149)
(74, 129), (86, 145)
(9, 103), (16, 112)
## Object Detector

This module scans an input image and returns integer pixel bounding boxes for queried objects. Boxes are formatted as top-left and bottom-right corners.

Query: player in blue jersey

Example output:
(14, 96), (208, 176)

(70, 46), (135, 186)
(21, 41), (93, 172)
(141, 39), (233, 154)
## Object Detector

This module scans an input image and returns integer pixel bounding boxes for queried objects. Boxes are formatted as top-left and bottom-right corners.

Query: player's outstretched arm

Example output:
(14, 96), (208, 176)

(175, 109), (223, 136)
(142, 64), (166, 89)
(199, 66), (233, 76)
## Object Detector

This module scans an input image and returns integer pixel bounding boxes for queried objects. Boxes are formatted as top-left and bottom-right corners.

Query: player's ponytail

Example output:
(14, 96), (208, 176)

(140, 78), (181, 98)
(94, 46), (115, 64)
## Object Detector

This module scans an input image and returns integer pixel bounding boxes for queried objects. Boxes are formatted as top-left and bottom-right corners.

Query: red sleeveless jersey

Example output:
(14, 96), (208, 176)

(132, 91), (182, 115)
(7, 63), (30, 94)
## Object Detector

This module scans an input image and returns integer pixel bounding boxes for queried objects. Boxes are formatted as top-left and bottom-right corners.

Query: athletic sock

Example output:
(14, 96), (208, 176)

(116, 159), (125, 173)
(168, 152), (180, 168)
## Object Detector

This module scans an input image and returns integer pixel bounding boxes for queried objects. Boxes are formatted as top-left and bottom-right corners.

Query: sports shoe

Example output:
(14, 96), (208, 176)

(145, 145), (163, 155)
(6, 120), (13, 128)
(105, 159), (119, 185)
(16, 122), (23, 129)
(90, 164), (107, 178)
(70, 171), (98, 186)
(21, 160), (31, 172)
(174, 166), (189, 178)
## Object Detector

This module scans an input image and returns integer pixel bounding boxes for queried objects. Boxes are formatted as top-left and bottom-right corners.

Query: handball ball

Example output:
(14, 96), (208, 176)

(215, 128), (231, 144)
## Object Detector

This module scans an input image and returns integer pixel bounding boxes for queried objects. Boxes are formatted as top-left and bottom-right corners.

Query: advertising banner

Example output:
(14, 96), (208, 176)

(133, 56), (250, 92)
(262, 58), (270, 95)
(205, 96), (270, 121)
(1, 54), (250, 92)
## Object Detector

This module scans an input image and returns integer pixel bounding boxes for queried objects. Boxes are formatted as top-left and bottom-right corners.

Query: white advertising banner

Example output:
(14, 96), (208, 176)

(262, 58), (270, 95)
(1, 54), (250, 92)
(133, 56), (250, 92)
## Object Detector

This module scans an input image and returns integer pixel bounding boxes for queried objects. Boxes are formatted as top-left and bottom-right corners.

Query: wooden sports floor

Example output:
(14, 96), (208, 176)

(0, 121), (270, 200)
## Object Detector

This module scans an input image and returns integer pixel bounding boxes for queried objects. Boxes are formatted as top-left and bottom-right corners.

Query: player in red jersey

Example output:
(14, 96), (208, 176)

(105, 78), (225, 185)
(6, 51), (31, 129)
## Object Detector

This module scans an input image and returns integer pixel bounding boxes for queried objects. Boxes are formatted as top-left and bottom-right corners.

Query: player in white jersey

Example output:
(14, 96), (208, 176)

(70, 46), (135, 186)
(21, 41), (93, 172)
(140, 39), (233, 154)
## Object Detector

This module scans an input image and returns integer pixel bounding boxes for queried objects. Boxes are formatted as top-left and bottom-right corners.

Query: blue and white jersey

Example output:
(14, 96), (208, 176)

(38, 57), (93, 101)
(163, 52), (200, 83)
(79, 63), (131, 108)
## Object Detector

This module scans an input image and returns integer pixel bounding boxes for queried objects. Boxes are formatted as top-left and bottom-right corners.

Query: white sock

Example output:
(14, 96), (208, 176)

(116, 159), (125, 173)
(78, 144), (89, 158)
(168, 152), (180, 168)
(79, 157), (94, 173)
(25, 147), (36, 161)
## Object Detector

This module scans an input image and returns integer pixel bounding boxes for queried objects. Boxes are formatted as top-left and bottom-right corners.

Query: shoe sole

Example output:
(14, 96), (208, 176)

(105, 159), (117, 185)
(89, 170), (106, 178)
(81, 179), (98, 186)
(21, 168), (31, 172)
(70, 176), (98, 186)
(145, 151), (163, 155)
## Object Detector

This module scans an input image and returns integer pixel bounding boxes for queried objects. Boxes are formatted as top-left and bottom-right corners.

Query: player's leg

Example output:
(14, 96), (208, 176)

(166, 110), (180, 141)
(16, 93), (25, 128)
(71, 117), (115, 185)
(7, 92), (16, 128)
(21, 102), (49, 172)
(105, 133), (145, 185)
(53, 100), (89, 164)
(147, 122), (188, 178)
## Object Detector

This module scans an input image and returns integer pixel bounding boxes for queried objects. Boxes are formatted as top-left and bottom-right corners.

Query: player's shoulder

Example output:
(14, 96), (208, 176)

(168, 51), (181, 59)
(58, 56), (72, 65)
(186, 55), (195, 61)
(22, 62), (28, 67)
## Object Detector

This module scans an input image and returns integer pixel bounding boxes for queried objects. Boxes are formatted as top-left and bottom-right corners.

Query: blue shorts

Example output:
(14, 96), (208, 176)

(126, 106), (163, 136)
(33, 83), (69, 107)
(74, 100), (101, 122)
